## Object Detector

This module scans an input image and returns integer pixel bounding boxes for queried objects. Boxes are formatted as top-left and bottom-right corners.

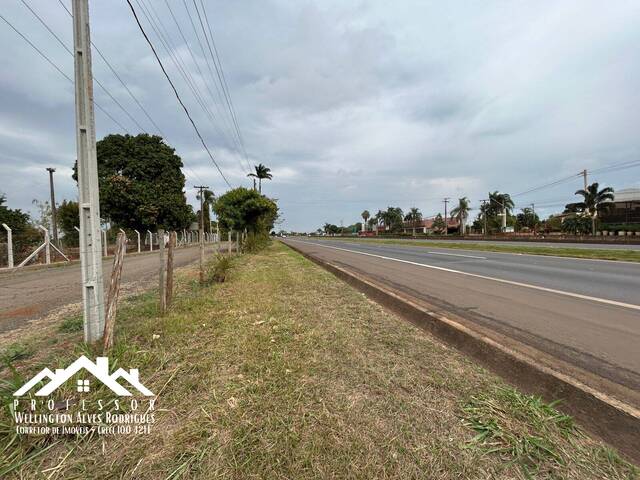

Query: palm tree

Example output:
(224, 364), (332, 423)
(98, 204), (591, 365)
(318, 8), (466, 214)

(248, 164), (272, 193)
(195, 189), (215, 233)
(361, 210), (370, 232)
(404, 207), (423, 236)
(573, 182), (614, 235)
(488, 191), (514, 232)
(450, 197), (470, 236)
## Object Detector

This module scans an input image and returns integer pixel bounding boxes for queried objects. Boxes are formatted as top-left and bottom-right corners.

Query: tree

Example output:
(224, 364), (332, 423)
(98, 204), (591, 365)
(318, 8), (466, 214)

(432, 213), (446, 234)
(450, 197), (470, 235)
(569, 182), (614, 235)
(404, 207), (422, 236)
(481, 192), (515, 233)
(361, 210), (370, 232)
(248, 163), (272, 194)
(213, 187), (278, 235)
(561, 216), (591, 235)
(323, 223), (340, 235)
(196, 189), (215, 233)
(0, 194), (31, 228)
(31, 199), (51, 231)
(73, 134), (194, 231)
(516, 207), (539, 231)
(57, 200), (79, 246)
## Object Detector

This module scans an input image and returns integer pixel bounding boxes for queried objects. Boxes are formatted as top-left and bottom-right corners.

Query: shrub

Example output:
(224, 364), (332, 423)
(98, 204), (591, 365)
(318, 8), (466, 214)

(207, 254), (232, 283)
(242, 232), (271, 253)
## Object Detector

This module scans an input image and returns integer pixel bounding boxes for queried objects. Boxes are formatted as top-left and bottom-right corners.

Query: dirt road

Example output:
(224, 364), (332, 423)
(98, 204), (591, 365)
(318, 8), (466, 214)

(0, 245), (215, 334)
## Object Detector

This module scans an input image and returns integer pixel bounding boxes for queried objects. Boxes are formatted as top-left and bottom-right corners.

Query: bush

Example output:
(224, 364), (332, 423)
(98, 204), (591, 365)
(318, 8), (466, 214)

(206, 254), (232, 283)
(242, 232), (271, 253)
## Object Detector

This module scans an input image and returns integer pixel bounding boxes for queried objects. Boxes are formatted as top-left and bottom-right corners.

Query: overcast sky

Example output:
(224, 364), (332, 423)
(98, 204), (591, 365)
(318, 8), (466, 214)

(1, 0), (639, 231)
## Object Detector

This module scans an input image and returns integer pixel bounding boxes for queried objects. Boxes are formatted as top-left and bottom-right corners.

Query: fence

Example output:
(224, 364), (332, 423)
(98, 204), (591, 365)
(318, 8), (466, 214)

(0, 224), (220, 270)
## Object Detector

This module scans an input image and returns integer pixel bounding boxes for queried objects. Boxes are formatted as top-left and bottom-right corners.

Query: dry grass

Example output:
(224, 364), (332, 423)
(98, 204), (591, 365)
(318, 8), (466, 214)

(0, 242), (637, 479)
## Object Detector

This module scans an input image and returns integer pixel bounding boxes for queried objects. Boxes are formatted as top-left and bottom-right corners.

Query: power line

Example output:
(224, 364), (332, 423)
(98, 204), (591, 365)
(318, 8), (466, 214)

(193, 0), (252, 172)
(0, 11), (128, 133)
(56, 0), (166, 137)
(134, 0), (245, 178)
(125, 0), (232, 188)
(20, 0), (147, 133)
(512, 173), (581, 197)
(161, 0), (242, 157)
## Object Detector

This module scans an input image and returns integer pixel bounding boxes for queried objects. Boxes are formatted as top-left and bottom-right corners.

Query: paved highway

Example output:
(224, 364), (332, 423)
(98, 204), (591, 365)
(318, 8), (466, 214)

(348, 237), (640, 250)
(283, 237), (640, 406)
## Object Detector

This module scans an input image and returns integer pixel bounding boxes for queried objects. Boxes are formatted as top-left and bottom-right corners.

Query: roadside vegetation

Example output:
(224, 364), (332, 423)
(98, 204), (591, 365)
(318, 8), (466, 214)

(1, 242), (636, 479)
(320, 237), (640, 262)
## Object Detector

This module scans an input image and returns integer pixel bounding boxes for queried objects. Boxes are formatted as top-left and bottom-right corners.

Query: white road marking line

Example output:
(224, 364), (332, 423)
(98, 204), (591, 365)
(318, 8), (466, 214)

(288, 239), (640, 311)
(427, 251), (486, 259)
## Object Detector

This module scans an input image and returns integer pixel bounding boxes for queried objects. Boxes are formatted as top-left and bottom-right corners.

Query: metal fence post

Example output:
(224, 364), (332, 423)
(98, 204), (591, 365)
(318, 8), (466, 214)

(134, 229), (141, 253)
(38, 226), (51, 264)
(1, 223), (13, 268)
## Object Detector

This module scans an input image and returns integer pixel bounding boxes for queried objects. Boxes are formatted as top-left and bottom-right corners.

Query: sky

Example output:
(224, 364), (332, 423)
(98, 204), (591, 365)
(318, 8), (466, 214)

(1, 0), (639, 232)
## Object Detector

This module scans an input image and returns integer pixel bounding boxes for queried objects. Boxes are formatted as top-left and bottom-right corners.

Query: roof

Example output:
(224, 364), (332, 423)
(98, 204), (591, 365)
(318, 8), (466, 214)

(614, 188), (640, 203)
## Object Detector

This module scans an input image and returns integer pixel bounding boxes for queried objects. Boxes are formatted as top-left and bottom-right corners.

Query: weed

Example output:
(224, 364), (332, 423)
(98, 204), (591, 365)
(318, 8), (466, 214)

(58, 315), (83, 333)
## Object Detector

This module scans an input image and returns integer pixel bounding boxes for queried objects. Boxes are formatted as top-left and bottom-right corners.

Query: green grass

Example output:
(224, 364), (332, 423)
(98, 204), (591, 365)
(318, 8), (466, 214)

(0, 243), (637, 479)
(321, 237), (640, 262)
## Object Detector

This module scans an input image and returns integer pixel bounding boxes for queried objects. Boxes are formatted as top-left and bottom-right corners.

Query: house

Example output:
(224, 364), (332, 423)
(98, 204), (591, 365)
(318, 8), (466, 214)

(401, 217), (460, 234)
(599, 188), (640, 225)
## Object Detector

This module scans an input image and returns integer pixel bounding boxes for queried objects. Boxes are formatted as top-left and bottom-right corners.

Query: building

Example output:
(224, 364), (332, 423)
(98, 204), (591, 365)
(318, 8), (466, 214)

(600, 188), (640, 225)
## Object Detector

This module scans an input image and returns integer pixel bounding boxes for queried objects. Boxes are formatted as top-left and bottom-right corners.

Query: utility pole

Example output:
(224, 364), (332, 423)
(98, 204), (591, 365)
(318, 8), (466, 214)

(443, 198), (450, 236)
(582, 169), (588, 190)
(530, 203), (536, 235)
(480, 200), (488, 236)
(73, 0), (105, 343)
(194, 185), (209, 284)
(46, 168), (59, 245)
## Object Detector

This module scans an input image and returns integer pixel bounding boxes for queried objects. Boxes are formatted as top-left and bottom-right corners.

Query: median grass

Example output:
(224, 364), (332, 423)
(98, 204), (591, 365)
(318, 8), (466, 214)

(321, 237), (640, 262)
(0, 242), (637, 478)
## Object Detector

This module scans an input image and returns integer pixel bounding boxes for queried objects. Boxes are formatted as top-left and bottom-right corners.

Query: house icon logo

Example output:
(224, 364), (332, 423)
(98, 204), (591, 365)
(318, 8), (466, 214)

(14, 356), (154, 397)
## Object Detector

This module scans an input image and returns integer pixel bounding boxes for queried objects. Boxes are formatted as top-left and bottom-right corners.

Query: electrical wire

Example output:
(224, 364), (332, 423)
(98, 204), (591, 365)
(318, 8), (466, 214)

(56, 0), (166, 137)
(0, 11), (128, 133)
(125, 0), (232, 187)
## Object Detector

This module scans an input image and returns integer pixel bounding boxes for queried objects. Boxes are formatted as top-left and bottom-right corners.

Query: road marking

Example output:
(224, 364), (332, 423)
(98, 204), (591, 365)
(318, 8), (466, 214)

(287, 239), (640, 311)
(427, 251), (486, 259)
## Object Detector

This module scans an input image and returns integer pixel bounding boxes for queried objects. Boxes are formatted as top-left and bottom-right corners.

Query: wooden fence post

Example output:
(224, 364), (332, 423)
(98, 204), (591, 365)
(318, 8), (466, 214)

(166, 231), (175, 308)
(158, 228), (166, 315)
(103, 232), (126, 351)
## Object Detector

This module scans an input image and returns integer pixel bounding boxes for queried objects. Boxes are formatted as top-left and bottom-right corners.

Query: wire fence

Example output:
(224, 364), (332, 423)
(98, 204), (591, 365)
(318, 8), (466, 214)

(0, 225), (217, 269)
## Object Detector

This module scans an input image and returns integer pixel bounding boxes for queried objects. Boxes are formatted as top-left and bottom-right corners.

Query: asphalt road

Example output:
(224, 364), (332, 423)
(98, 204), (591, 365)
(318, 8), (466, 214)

(349, 237), (640, 250)
(0, 245), (215, 335)
(283, 237), (640, 406)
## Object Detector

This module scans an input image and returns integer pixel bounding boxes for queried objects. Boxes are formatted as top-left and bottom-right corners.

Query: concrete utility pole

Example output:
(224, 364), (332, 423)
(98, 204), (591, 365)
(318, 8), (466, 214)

(480, 200), (488, 235)
(443, 198), (450, 236)
(46, 168), (59, 245)
(73, 0), (105, 343)
(2, 224), (13, 268)
(582, 169), (588, 190)
(194, 185), (209, 284)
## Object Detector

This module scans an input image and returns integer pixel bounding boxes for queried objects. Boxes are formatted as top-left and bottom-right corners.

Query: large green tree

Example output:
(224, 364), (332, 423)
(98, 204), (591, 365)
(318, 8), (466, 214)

(213, 187), (278, 234)
(57, 200), (80, 246)
(567, 182), (614, 235)
(404, 207), (422, 235)
(73, 134), (194, 231)
(450, 197), (470, 235)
